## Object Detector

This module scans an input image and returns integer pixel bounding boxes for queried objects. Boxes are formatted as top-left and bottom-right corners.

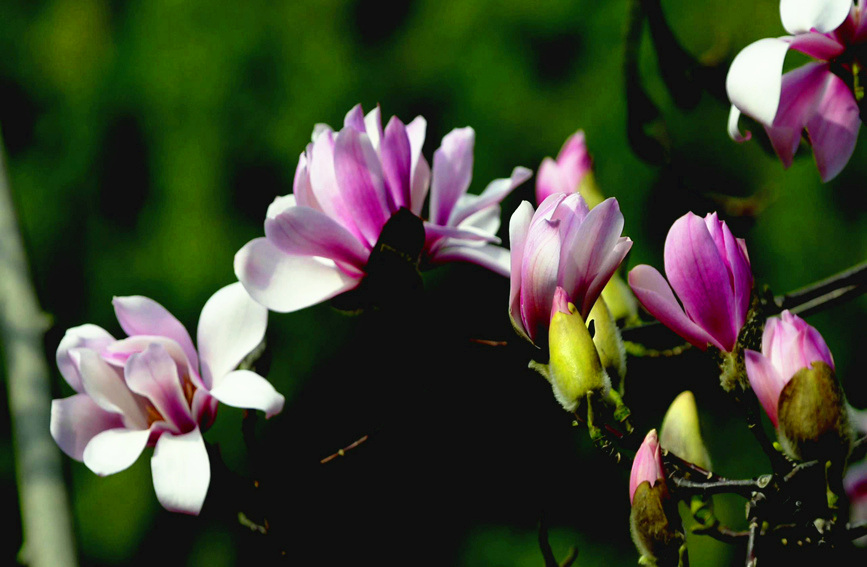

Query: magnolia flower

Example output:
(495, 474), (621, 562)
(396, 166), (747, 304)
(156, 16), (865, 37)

(50, 283), (285, 515)
(535, 130), (593, 205)
(630, 429), (665, 504)
(235, 104), (530, 312)
(508, 193), (632, 346)
(628, 212), (752, 352)
(726, 0), (863, 181)
(745, 310), (834, 427)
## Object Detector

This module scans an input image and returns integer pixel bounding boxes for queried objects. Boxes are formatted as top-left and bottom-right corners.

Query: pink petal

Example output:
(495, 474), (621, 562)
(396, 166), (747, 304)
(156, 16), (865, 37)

(535, 158), (568, 205)
(50, 394), (125, 461)
(56, 324), (115, 393)
(429, 127), (475, 226)
(83, 427), (151, 476)
(788, 32), (847, 60)
(333, 127), (391, 247)
(519, 208), (564, 342)
(264, 205), (370, 268)
(430, 244), (511, 277)
(235, 238), (361, 313)
(508, 201), (535, 338)
(307, 129), (364, 242)
(629, 429), (664, 504)
(780, 0), (851, 34)
(343, 104), (366, 133)
(208, 369), (284, 418)
(112, 296), (199, 373)
(745, 350), (786, 427)
(628, 265), (717, 350)
(448, 166), (532, 227)
(150, 428), (210, 515)
(406, 116), (430, 215)
(381, 116), (413, 210)
(197, 282), (268, 388)
(125, 344), (196, 432)
(292, 154), (320, 211)
(807, 71), (861, 182)
(76, 349), (148, 428)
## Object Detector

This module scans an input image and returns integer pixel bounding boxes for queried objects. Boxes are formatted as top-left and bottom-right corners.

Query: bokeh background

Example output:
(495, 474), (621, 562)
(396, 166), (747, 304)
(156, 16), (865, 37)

(2, 0), (866, 565)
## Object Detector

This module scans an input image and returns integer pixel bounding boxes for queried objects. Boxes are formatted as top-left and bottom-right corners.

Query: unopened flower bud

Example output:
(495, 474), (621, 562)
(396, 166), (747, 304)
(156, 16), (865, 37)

(630, 430), (683, 566)
(660, 391), (712, 471)
(586, 296), (627, 385)
(600, 273), (640, 326)
(777, 361), (852, 463)
(531, 287), (610, 412)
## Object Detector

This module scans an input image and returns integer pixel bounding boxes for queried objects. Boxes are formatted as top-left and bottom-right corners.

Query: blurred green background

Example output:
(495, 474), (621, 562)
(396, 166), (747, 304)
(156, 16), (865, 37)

(1, 0), (866, 565)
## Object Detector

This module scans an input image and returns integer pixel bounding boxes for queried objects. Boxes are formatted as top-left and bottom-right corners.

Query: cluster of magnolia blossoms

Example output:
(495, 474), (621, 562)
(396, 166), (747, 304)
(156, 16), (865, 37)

(727, 0), (865, 181)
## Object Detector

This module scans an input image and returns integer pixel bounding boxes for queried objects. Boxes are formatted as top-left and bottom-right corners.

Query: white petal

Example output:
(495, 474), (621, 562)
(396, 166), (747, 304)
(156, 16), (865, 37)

(780, 0), (851, 34)
(726, 37), (792, 125)
(235, 238), (361, 313)
(76, 349), (148, 428)
(198, 283), (268, 388)
(83, 427), (150, 476)
(151, 428), (210, 515)
(50, 394), (125, 461)
(56, 324), (116, 393)
(266, 194), (296, 220)
(208, 370), (285, 418)
(727, 105), (752, 142)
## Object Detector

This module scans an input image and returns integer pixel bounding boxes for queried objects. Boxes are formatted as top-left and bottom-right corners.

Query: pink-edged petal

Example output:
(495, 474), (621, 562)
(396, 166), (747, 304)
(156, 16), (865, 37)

(629, 429), (664, 504)
(406, 116), (429, 215)
(628, 265), (718, 350)
(56, 324), (115, 393)
(364, 106), (383, 149)
(343, 104), (366, 132)
(508, 201), (535, 337)
(381, 116), (413, 210)
(536, 158), (567, 205)
(51, 394), (125, 461)
(208, 369), (284, 418)
(556, 130), (591, 180)
(151, 428), (210, 515)
(430, 127), (475, 225)
(788, 32), (847, 60)
(307, 130), (364, 242)
(292, 154), (320, 211)
(83, 427), (151, 476)
(807, 72), (861, 182)
(112, 296), (199, 373)
(448, 166), (532, 227)
(665, 213), (739, 352)
(727, 37), (793, 126)
(235, 238), (361, 313)
(430, 244), (511, 277)
(745, 350), (786, 427)
(197, 282), (268, 388)
(765, 62), (830, 167)
(266, 194), (297, 221)
(519, 215), (563, 342)
(799, 324), (835, 370)
(333, 127), (391, 247)
(125, 344), (195, 432)
(424, 223), (500, 244)
(781, 0), (851, 34)
(721, 230), (753, 333)
(76, 349), (148, 428)
(264, 205), (370, 268)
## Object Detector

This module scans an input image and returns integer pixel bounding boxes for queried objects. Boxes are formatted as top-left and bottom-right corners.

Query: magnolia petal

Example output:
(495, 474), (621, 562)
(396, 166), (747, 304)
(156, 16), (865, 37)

(448, 166), (532, 227)
(343, 103), (366, 133)
(381, 116), (413, 210)
(235, 238), (361, 313)
(430, 127), (475, 226)
(665, 213), (739, 352)
(364, 105), (383, 149)
(333, 127), (391, 247)
(51, 394), (125, 461)
(745, 350), (786, 427)
(125, 344), (195, 432)
(780, 0), (851, 34)
(76, 349), (148, 428)
(764, 62), (830, 167)
(726, 37), (792, 126)
(799, 323), (835, 370)
(727, 105), (752, 142)
(535, 158), (568, 205)
(83, 427), (151, 476)
(432, 244), (511, 277)
(628, 265), (717, 350)
(112, 296), (199, 373)
(508, 201), (535, 338)
(56, 324), (116, 393)
(293, 153), (321, 211)
(406, 116), (430, 215)
(267, 194), (297, 221)
(264, 205), (370, 268)
(807, 72), (861, 182)
(424, 222), (500, 244)
(197, 282), (268, 388)
(208, 369), (284, 418)
(519, 213), (563, 342)
(720, 222), (753, 333)
(629, 430), (664, 505)
(151, 428), (210, 515)
(788, 32), (847, 60)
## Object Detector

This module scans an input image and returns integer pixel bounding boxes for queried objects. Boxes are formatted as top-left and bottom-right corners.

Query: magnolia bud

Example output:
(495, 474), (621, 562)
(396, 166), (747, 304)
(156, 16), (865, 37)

(531, 287), (610, 412)
(586, 296), (627, 385)
(777, 361), (852, 463)
(600, 273), (640, 326)
(660, 391), (712, 471)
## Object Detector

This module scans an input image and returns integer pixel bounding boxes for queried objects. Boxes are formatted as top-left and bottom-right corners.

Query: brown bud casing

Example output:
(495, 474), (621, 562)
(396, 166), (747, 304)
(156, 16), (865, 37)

(630, 481), (683, 566)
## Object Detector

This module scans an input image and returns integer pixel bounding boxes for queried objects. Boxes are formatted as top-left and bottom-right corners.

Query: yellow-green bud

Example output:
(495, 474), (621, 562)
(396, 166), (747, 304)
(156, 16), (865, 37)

(600, 272), (640, 326)
(660, 391), (712, 471)
(777, 361), (852, 464)
(587, 296), (627, 385)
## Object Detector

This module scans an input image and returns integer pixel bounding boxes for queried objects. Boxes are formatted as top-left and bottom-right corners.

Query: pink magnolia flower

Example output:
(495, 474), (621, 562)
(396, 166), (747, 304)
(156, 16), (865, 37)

(50, 283), (285, 515)
(535, 130), (592, 205)
(726, 0), (863, 181)
(508, 192), (632, 345)
(235, 104), (530, 312)
(628, 212), (753, 352)
(744, 310), (834, 427)
(630, 429), (665, 505)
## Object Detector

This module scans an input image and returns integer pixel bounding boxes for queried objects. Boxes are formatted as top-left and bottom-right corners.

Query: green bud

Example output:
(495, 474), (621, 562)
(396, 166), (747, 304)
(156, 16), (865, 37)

(660, 391), (712, 471)
(777, 361), (852, 464)
(532, 299), (610, 412)
(586, 296), (627, 385)
(630, 482), (684, 567)
(600, 273), (640, 326)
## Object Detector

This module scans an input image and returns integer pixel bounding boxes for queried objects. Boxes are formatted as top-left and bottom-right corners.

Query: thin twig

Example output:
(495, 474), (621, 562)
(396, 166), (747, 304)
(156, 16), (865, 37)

(776, 261), (867, 311)
(0, 135), (77, 565)
(320, 434), (370, 464)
